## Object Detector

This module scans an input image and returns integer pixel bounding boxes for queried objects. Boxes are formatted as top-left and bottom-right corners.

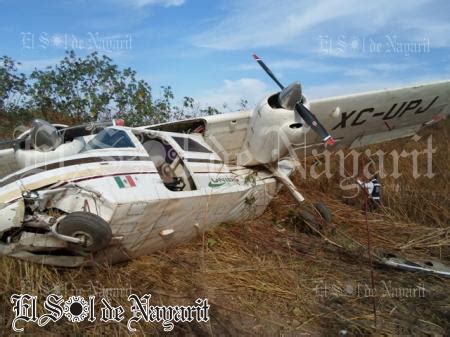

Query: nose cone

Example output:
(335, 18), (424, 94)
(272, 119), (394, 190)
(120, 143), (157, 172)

(278, 82), (302, 110)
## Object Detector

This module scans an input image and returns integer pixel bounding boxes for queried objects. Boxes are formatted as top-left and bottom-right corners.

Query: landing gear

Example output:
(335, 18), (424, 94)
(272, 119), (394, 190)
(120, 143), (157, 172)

(57, 212), (112, 253)
(313, 202), (332, 224)
(288, 201), (333, 235)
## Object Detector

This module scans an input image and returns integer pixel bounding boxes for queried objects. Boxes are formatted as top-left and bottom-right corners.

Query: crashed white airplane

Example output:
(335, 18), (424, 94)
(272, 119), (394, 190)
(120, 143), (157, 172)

(0, 55), (448, 266)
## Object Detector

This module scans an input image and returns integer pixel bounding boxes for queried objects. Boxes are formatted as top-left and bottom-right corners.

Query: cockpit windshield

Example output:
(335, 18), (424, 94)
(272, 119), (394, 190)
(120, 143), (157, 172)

(83, 128), (135, 151)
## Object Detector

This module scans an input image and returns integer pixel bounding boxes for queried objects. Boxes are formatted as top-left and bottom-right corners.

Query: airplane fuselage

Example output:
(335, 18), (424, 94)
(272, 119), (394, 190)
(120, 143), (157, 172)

(0, 126), (293, 266)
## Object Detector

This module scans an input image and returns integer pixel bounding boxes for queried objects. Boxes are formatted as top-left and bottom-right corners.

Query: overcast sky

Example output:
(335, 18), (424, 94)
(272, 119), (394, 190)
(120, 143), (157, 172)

(1, 0), (449, 109)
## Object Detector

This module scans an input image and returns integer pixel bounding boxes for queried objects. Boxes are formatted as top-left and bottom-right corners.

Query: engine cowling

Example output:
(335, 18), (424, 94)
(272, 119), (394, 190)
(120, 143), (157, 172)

(237, 93), (310, 166)
(30, 119), (63, 151)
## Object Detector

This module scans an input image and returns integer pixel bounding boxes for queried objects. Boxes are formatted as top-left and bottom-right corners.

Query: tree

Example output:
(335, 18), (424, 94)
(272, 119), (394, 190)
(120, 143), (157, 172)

(0, 56), (30, 138)
(28, 51), (156, 123)
(0, 56), (27, 113)
(169, 95), (219, 120)
(1, 51), (224, 133)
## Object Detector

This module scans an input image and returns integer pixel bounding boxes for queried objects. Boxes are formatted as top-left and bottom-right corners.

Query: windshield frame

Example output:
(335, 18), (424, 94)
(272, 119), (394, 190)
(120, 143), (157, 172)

(82, 127), (137, 152)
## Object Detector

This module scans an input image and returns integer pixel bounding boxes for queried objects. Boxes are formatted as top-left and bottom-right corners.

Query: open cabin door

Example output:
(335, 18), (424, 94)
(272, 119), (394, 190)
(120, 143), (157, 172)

(136, 131), (197, 192)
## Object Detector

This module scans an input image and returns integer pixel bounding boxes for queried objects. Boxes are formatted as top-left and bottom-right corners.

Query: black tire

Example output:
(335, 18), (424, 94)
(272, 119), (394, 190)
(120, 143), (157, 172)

(57, 212), (112, 253)
(297, 210), (321, 234)
(299, 210), (317, 225)
(313, 202), (332, 223)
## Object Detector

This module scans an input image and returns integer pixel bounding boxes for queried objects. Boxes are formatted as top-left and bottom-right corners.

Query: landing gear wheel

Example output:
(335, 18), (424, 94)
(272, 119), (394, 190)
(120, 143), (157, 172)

(57, 212), (112, 253)
(299, 210), (316, 225)
(313, 202), (332, 224)
(297, 210), (322, 234)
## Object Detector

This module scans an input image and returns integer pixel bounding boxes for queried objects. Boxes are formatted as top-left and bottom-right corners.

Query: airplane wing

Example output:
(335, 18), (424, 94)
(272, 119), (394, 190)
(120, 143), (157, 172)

(298, 80), (449, 154)
(144, 80), (449, 163)
(0, 147), (20, 178)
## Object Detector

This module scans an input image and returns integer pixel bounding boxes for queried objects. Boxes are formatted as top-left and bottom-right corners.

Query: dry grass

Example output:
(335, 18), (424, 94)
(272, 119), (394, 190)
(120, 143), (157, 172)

(0, 120), (448, 336)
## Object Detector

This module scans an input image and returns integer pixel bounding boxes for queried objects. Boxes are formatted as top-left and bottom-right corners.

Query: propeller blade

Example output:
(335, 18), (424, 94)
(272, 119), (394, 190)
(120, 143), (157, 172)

(295, 103), (336, 146)
(253, 53), (335, 146)
(252, 54), (284, 90)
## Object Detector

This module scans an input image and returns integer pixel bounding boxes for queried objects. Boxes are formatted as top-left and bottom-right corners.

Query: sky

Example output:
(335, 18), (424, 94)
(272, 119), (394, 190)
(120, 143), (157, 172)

(0, 0), (449, 110)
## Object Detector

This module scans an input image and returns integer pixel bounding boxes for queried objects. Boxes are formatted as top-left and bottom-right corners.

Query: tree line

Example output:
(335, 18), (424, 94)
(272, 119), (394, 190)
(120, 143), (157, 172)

(0, 51), (221, 136)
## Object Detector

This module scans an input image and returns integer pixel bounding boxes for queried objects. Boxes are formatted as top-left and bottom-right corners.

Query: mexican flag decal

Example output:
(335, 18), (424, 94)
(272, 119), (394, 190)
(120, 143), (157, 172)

(114, 175), (137, 188)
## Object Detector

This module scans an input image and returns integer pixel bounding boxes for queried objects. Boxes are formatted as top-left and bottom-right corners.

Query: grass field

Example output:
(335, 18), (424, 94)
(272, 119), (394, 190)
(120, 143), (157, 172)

(0, 120), (448, 336)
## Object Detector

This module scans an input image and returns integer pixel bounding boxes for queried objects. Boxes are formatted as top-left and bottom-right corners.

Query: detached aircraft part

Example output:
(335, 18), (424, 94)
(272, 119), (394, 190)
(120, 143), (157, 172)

(379, 252), (450, 278)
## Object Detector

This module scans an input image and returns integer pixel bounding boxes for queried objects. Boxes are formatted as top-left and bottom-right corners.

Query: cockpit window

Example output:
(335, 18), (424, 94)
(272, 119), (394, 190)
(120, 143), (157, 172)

(84, 129), (135, 151)
(172, 136), (212, 153)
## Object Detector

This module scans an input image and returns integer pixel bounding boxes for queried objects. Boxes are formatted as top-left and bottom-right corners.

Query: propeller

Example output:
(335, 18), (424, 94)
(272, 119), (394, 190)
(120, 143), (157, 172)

(252, 54), (335, 146)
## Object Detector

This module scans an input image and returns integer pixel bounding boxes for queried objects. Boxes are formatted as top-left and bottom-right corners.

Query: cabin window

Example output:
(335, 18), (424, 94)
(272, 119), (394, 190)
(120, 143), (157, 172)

(84, 129), (135, 150)
(172, 136), (212, 153)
